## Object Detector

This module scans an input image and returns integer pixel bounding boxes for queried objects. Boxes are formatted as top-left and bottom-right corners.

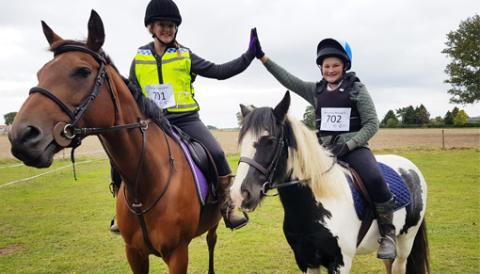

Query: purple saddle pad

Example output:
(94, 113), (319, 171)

(171, 131), (209, 205)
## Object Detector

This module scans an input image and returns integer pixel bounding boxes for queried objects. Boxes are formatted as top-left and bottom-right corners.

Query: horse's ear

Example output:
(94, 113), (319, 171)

(240, 104), (253, 118)
(86, 9), (105, 52)
(273, 91), (290, 122)
(41, 21), (62, 46)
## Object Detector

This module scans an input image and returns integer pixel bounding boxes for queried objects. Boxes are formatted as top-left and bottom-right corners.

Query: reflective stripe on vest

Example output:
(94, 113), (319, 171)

(134, 47), (198, 112)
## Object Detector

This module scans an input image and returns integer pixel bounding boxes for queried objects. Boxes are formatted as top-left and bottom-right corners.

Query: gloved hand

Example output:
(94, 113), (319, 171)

(252, 28), (264, 59)
(247, 28), (264, 60)
(331, 143), (350, 157)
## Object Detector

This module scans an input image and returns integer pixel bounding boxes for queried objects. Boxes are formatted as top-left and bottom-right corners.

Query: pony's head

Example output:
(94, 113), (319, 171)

(9, 10), (118, 167)
(231, 91), (347, 212)
(231, 91), (292, 211)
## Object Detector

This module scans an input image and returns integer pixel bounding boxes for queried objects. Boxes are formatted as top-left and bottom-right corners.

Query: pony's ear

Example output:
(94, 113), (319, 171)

(240, 104), (253, 117)
(41, 21), (62, 46)
(273, 91), (290, 122)
(86, 9), (105, 52)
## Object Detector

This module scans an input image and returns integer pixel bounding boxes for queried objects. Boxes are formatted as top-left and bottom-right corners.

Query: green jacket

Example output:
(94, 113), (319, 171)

(263, 58), (379, 150)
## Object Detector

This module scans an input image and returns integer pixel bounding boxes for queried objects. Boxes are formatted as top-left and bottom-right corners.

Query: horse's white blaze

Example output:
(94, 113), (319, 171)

(230, 130), (258, 209)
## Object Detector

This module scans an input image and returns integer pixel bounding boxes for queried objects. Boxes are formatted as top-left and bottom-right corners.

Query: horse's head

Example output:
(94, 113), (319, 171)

(9, 10), (116, 167)
(231, 91), (294, 211)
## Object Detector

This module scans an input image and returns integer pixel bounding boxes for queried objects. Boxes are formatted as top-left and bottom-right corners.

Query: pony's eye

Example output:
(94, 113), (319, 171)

(73, 67), (92, 78)
(260, 136), (276, 146)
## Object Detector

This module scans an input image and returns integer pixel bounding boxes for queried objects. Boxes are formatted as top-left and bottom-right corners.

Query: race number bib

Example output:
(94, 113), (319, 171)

(320, 107), (351, 131)
(145, 84), (176, 109)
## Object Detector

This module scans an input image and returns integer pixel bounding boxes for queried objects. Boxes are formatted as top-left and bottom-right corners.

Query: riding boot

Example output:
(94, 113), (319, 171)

(217, 175), (249, 230)
(109, 167), (121, 234)
(375, 197), (397, 259)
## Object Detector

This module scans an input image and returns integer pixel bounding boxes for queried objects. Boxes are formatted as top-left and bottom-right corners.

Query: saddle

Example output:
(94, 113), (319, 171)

(171, 126), (219, 204)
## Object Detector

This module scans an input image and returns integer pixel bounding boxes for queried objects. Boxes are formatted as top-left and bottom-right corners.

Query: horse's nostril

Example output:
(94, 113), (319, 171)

(241, 189), (251, 202)
(20, 125), (42, 144)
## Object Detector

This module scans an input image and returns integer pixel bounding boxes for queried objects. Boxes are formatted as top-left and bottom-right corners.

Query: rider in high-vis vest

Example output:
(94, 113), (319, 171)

(109, 0), (258, 232)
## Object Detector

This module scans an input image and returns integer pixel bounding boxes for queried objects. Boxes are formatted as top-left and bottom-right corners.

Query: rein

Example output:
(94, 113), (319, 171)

(29, 43), (167, 257)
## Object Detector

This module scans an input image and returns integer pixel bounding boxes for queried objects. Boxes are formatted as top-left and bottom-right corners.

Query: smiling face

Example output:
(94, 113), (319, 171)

(320, 57), (345, 84)
(149, 20), (177, 44)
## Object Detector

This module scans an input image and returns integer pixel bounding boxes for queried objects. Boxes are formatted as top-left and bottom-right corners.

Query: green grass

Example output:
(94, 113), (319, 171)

(0, 149), (479, 273)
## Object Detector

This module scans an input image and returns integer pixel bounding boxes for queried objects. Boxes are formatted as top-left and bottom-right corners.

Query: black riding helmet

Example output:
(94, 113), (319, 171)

(316, 38), (352, 71)
(144, 0), (182, 27)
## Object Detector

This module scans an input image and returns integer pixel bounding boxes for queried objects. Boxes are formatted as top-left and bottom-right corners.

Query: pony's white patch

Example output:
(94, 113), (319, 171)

(230, 129), (268, 208)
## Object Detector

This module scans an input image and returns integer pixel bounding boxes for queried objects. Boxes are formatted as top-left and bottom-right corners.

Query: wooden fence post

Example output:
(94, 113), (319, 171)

(442, 129), (445, 149)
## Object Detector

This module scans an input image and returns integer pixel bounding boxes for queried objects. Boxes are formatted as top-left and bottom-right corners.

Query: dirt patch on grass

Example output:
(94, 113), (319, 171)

(1, 128), (479, 159)
(0, 244), (23, 256)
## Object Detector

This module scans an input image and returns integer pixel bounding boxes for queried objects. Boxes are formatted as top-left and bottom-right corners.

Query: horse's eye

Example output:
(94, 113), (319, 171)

(259, 136), (276, 146)
(73, 67), (92, 78)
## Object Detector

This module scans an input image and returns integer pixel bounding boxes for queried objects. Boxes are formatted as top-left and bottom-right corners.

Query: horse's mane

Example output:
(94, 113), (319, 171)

(49, 40), (170, 130)
(285, 115), (348, 200)
(239, 107), (347, 201)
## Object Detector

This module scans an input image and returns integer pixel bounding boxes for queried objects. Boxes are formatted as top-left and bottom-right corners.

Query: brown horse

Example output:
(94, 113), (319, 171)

(8, 10), (221, 274)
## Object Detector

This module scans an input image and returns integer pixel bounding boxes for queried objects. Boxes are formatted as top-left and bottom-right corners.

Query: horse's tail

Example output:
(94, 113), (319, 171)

(406, 219), (430, 274)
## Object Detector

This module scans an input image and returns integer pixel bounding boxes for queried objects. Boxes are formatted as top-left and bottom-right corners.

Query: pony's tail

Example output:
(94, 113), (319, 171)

(406, 220), (430, 274)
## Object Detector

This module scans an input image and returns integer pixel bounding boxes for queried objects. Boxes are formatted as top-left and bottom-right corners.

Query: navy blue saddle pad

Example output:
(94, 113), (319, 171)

(347, 162), (411, 219)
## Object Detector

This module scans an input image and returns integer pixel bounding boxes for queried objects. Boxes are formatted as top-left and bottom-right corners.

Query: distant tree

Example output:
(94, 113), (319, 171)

(431, 116), (445, 127)
(3, 112), (17, 125)
(451, 107), (460, 118)
(207, 125), (218, 130)
(302, 105), (315, 129)
(453, 109), (469, 126)
(381, 110), (399, 127)
(396, 106), (416, 125)
(444, 111), (454, 125)
(414, 104), (430, 126)
(442, 14), (480, 104)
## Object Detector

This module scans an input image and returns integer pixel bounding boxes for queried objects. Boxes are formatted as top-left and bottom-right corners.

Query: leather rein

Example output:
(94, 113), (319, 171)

(29, 44), (171, 257)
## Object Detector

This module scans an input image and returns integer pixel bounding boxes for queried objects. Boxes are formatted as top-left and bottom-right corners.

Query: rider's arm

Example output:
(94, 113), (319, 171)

(190, 51), (254, 80)
(346, 82), (379, 150)
(260, 56), (317, 105)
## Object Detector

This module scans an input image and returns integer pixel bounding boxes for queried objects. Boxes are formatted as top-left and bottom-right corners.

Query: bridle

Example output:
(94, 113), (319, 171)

(28, 43), (170, 257)
(239, 122), (303, 196)
(29, 44), (147, 149)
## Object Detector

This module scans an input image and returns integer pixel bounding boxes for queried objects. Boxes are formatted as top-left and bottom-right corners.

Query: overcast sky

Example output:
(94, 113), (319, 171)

(1, 0), (478, 127)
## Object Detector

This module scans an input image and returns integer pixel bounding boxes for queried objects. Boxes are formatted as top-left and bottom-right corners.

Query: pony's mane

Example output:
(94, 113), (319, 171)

(285, 115), (348, 200)
(239, 107), (282, 143)
(239, 107), (347, 200)
(49, 40), (170, 130)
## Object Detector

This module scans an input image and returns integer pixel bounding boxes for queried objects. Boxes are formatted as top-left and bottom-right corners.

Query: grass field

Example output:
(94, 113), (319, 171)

(0, 148), (479, 273)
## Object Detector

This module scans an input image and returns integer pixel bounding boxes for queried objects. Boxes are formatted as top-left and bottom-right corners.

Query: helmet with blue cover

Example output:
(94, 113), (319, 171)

(316, 38), (352, 70)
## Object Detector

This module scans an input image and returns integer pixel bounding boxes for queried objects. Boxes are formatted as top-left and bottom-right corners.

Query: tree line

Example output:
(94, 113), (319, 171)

(380, 106), (475, 128)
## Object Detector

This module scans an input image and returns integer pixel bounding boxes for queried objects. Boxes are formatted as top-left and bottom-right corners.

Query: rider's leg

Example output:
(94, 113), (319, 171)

(340, 147), (397, 259)
(175, 115), (248, 229)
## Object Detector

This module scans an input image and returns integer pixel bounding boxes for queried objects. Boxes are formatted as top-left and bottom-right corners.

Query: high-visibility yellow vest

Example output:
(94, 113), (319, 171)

(134, 47), (198, 112)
